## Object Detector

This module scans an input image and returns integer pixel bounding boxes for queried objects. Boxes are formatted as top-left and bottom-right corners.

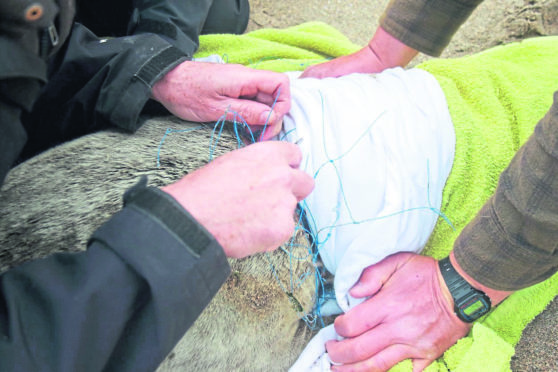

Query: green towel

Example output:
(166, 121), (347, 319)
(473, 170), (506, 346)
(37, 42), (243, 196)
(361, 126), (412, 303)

(416, 37), (558, 372)
(196, 22), (360, 71)
(195, 24), (558, 371)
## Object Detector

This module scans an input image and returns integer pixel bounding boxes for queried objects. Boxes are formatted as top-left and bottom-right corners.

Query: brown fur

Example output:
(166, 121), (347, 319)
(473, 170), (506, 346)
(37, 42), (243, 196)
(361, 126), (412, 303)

(0, 115), (316, 371)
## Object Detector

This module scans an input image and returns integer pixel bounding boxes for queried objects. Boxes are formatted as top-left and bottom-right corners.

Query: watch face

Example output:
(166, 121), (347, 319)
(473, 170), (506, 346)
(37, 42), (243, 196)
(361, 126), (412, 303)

(463, 299), (485, 316)
(457, 293), (491, 322)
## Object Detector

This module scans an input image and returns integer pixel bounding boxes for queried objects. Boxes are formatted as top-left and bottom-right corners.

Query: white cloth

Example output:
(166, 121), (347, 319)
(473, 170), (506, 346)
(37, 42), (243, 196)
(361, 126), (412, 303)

(282, 68), (455, 371)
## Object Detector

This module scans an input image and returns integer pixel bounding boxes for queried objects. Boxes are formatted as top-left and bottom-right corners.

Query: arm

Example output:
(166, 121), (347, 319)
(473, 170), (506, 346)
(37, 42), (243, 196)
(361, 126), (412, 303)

(453, 92), (558, 289)
(300, 26), (418, 78)
(302, 0), (484, 78)
(1, 9), (312, 367)
(55, 0), (220, 132)
(0, 36), (220, 369)
(22, 0), (285, 151)
(51, 0), (288, 137)
(0, 142), (314, 371)
(0, 183), (230, 372)
(324, 93), (558, 371)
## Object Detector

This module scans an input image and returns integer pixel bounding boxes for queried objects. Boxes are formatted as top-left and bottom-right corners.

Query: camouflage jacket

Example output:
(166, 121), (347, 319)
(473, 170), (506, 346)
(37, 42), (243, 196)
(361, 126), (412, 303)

(381, 0), (558, 290)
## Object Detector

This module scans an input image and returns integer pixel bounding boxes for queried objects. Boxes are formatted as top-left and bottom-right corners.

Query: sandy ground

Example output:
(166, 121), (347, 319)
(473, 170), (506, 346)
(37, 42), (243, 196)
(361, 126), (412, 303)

(247, 0), (558, 370)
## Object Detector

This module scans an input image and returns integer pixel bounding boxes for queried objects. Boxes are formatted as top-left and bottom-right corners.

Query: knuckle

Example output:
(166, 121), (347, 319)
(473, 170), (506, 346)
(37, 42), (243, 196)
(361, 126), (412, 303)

(272, 211), (296, 241)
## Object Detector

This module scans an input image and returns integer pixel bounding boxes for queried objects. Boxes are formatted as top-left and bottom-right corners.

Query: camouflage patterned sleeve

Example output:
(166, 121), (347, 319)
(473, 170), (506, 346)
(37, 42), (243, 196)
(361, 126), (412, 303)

(380, 0), (484, 56)
(454, 92), (558, 290)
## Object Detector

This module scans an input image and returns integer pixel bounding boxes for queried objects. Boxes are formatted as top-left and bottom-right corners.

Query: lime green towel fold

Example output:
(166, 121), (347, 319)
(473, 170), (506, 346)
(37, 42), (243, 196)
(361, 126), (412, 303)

(195, 24), (558, 371)
(197, 22), (360, 71)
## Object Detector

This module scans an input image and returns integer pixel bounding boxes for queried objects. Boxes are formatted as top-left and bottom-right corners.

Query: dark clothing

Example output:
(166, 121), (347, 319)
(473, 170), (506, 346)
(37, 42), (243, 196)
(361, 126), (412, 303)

(0, 0), (247, 370)
(0, 180), (230, 372)
(380, 0), (483, 57)
(381, 0), (558, 290)
(453, 93), (558, 290)
(75, 0), (249, 38)
(21, 0), (249, 160)
(20, 23), (189, 160)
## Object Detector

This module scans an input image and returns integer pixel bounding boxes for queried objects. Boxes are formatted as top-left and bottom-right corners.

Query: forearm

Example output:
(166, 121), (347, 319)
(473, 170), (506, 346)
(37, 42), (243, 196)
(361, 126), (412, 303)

(0, 181), (230, 371)
(453, 92), (558, 291)
(61, 0), (220, 133)
(47, 24), (188, 133)
(380, 0), (484, 56)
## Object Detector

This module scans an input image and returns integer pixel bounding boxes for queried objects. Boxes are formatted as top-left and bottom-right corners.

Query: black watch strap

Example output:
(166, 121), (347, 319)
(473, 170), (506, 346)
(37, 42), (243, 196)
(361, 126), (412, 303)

(439, 257), (492, 323)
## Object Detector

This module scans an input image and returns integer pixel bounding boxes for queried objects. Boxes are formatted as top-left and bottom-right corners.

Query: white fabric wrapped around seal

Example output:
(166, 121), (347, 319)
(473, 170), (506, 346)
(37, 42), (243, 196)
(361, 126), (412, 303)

(282, 68), (455, 371)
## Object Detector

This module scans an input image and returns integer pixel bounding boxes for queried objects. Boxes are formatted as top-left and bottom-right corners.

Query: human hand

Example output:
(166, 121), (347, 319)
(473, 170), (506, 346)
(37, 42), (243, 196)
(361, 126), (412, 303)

(162, 141), (314, 258)
(301, 46), (385, 79)
(301, 27), (418, 79)
(325, 252), (471, 372)
(152, 61), (291, 140)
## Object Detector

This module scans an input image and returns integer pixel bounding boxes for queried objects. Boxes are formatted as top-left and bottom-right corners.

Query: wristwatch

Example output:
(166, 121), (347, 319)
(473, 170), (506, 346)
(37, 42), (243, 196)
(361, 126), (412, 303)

(438, 257), (492, 323)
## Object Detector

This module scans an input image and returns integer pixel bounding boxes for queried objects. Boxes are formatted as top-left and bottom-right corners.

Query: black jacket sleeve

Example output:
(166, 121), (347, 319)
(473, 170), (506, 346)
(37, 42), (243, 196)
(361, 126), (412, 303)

(0, 180), (231, 372)
(71, 0), (223, 131)
(68, 0), (235, 131)
(20, 0), (229, 158)
(0, 34), (47, 183)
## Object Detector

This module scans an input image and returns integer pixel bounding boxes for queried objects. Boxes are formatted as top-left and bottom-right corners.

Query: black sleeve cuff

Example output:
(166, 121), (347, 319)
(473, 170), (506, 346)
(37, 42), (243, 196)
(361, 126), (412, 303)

(86, 179), (231, 363)
(134, 45), (190, 88)
(87, 176), (231, 335)
(122, 176), (221, 258)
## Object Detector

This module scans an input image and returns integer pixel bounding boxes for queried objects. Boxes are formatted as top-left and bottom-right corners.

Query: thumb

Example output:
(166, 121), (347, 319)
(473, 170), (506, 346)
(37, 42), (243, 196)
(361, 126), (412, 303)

(227, 98), (279, 127)
(244, 121), (282, 142)
(350, 252), (413, 298)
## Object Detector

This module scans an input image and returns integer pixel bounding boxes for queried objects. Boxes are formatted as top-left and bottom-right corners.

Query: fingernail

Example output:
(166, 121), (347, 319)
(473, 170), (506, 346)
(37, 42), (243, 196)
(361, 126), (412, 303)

(260, 110), (274, 124)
